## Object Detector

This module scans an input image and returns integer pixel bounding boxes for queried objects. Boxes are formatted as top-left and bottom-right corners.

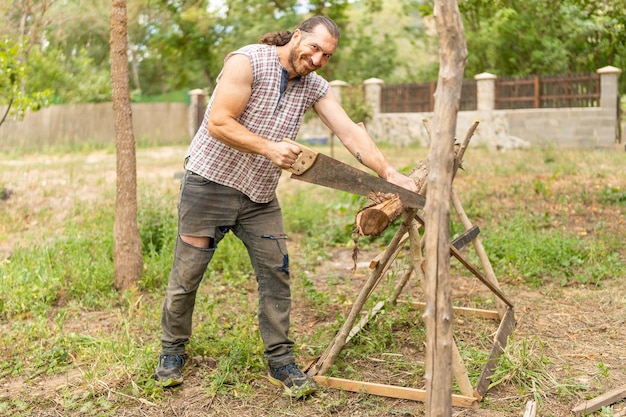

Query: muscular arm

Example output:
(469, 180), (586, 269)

(313, 89), (418, 192)
(207, 53), (301, 168)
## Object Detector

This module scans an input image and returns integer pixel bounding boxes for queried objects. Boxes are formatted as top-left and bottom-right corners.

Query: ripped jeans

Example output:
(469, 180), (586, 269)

(160, 170), (295, 368)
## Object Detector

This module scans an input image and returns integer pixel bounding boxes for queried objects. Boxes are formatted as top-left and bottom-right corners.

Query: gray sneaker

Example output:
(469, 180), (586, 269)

(268, 363), (317, 398)
(154, 354), (185, 387)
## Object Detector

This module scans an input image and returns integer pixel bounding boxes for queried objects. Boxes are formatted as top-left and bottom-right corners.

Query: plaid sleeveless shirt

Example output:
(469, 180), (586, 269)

(185, 44), (330, 203)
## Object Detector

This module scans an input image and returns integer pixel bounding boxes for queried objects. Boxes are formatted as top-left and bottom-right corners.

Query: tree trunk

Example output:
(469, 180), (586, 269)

(423, 1), (467, 416)
(110, 0), (143, 290)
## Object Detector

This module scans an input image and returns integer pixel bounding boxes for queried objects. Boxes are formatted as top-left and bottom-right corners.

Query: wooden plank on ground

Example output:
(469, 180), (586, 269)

(474, 307), (516, 399)
(312, 375), (478, 409)
(410, 302), (500, 320)
(524, 400), (537, 417)
(572, 385), (626, 416)
(346, 301), (385, 344)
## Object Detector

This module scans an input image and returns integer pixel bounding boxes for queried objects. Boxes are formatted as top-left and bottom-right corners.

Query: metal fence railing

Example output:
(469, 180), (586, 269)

(380, 73), (600, 113)
(381, 80), (477, 113)
(495, 73), (600, 109)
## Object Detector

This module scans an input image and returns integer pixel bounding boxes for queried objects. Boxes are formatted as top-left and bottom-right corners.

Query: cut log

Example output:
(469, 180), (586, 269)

(355, 195), (405, 236)
(354, 121), (478, 237)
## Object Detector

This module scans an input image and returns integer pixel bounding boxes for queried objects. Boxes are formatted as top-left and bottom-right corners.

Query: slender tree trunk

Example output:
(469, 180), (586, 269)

(423, 1), (467, 416)
(110, 0), (143, 290)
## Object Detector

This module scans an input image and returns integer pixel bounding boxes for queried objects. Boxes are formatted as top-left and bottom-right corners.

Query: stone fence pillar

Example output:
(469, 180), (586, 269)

(188, 88), (205, 138)
(474, 72), (498, 145)
(364, 78), (384, 117)
(597, 66), (622, 145)
(329, 80), (349, 106)
(474, 72), (497, 111)
(597, 66), (622, 111)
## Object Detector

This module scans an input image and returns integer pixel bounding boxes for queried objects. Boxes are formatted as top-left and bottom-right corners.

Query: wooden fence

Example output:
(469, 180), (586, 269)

(381, 73), (600, 113)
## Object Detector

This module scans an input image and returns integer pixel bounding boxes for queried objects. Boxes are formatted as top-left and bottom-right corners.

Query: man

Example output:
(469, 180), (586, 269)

(155, 15), (418, 398)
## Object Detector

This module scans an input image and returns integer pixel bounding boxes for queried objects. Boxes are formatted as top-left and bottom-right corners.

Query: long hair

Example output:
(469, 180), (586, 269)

(258, 16), (340, 46)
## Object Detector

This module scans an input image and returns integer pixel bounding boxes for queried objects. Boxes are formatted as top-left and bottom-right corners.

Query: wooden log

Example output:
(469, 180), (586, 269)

(354, 119), (478, 238)
(355, 195), (404, 236)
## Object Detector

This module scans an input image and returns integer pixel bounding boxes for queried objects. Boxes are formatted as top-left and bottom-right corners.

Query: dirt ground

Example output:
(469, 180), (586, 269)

(1, 145), (625, 417)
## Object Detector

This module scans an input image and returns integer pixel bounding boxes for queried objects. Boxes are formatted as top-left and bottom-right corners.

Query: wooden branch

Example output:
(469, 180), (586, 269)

(389, 263), (414, 305)
(572, 385), (626, 416)
(451, 189), (509, 318)
(308, 209), (418, 377)
(369, 232), (409, 269)
(0, 97), (14, 127)
(452, 340), (474, 397)
(449, 245), (514, 308)
(423, 1), (468, 411)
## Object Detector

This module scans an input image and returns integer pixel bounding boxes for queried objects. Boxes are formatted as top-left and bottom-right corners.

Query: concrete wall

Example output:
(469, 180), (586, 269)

(0, 102), (189, 151)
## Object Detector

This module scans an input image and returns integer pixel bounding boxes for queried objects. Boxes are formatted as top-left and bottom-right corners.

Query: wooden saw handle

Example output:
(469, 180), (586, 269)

(283, 139), (319, 175)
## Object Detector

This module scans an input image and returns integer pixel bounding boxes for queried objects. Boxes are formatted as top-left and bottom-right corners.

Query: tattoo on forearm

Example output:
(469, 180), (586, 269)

(356, 152), (363, 165)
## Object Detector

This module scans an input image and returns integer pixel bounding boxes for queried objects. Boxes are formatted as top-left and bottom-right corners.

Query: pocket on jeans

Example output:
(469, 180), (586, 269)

(185, 171), (212, 186)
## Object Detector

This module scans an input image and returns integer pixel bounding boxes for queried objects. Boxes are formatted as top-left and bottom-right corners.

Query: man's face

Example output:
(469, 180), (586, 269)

(288, 26), (338, 78)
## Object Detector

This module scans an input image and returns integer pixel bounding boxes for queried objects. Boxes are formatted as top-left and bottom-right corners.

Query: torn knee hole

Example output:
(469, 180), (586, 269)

(180, 234), (213, 249)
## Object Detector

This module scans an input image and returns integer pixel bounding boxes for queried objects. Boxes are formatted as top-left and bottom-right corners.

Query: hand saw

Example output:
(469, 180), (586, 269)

(283, 139), (425, 209)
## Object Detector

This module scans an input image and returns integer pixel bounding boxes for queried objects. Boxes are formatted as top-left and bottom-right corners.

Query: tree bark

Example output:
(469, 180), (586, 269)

(423, 1), (467, 416)
(110, 0), (143, 291)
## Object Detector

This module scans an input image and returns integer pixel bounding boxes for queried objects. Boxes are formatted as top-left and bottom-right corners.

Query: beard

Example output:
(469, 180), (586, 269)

(287, 43), (316, 78)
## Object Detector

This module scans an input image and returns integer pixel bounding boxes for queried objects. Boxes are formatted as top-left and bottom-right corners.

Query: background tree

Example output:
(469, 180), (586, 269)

(0, 37), (50, 127)
(2, 0), (624, 104)
(1, 0), (112, 104)
(418, 0), (626, 93)
(110, 0), (143, 291)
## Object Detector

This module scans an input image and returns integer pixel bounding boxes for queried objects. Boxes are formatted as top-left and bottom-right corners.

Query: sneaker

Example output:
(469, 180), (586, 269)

(268, 363), (317, 398)
(154, 354), (185, 387)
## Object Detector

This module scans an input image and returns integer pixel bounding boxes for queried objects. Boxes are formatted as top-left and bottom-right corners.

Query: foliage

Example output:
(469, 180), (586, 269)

(0, 37), (51, 125)
(418, 0), (626, 92)
(4, 0), (621, 104)
(27, 47), (112, 104)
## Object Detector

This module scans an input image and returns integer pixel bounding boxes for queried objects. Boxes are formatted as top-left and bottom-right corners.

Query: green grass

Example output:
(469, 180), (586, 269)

(1, 145), (625, 415)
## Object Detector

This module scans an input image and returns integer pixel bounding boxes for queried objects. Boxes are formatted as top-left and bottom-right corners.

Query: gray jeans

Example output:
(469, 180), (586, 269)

(160, 170), (295, 368)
